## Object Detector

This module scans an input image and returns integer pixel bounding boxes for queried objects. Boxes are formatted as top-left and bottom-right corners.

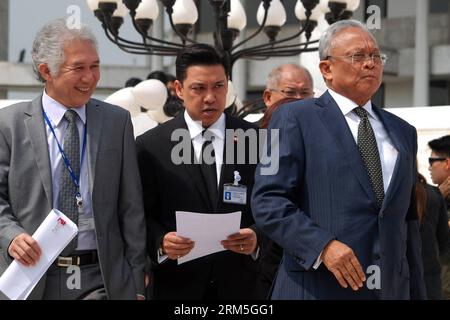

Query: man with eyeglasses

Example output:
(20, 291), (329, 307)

(428, 135), (450, 299)
(263, 64), (314, 107)
(252, 19), (425, 299)
(428, 136), (450, 207)
(255, 63), (314, 299)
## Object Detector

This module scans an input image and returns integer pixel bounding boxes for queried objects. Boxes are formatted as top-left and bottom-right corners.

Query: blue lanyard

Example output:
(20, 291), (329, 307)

(43, 111), (87, 193)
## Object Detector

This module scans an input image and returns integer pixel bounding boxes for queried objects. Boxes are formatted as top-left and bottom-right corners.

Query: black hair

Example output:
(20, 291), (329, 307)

(124, 77), (142, 87)
(428, 135), (450, 158)
(166, 73), (176, 82)
(147, 70), (168, 84)
(175, 43), (229, 83)
(163, 96), (184, 117)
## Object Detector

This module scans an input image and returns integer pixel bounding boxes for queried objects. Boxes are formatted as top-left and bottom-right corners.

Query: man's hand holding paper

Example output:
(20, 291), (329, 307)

(162, 231), (194, 260)
(221, 228), (257, 255)
(8, 233), (42, 267)
(175, 211), (242, 264)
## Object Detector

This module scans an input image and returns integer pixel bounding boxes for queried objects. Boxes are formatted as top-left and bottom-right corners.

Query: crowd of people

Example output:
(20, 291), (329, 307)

(0, 18), (449, 300)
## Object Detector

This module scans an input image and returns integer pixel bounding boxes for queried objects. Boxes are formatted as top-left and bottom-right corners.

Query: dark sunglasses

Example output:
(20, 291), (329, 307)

(428, 157), (447, 166)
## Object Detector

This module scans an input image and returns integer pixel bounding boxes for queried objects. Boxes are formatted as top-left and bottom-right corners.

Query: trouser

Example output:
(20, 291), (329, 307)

(441, 253), (450, 300)
(42, 262), (106, 300)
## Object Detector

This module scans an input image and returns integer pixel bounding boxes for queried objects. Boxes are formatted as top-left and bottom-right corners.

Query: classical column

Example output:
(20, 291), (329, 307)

(149, 6), (164, 73)
(231, 0), (247, 109)
(413, 0), (429, 107)
(0, 0), (8, 98)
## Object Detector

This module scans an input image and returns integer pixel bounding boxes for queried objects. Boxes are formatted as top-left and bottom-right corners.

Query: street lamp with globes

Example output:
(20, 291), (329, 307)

(87, 0), (361, 74)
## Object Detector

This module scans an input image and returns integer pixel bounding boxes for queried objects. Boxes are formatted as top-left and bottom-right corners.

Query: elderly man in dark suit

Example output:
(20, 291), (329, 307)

(0, 19), (146, 300)
(137, 44), (260, 299)
(252, 20), (426, 299)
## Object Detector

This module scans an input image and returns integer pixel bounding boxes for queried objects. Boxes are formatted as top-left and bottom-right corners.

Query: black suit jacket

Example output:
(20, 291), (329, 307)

(136, 113), (260, 299)
(420, 184), (450, 299)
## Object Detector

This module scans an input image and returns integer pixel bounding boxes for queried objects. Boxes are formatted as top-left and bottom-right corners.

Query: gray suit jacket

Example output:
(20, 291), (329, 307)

(0, 95), (147, 299)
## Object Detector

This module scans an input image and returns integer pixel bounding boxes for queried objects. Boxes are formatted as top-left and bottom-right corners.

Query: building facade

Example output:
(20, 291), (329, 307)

(0, 0), (450, 108)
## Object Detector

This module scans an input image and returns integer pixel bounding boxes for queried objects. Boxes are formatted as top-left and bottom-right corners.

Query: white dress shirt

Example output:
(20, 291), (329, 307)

(158, 111), (259, 262)
(157, 111), (225, 263)
(42, 91), (97, 251)
(184, 110), (225, 185)
(328, 89), (398, 192)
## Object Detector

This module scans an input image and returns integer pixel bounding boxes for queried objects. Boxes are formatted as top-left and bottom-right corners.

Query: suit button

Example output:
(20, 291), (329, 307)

(379, 212), (384, 219)
(373, 254), (380, 260)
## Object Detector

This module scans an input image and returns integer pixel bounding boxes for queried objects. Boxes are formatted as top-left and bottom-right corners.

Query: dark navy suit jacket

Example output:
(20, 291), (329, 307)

(251, 91), (426, 299)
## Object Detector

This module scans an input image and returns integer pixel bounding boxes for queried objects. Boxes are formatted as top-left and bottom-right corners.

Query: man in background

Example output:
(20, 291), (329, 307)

(257, 63), (314, 298)
(263, 63), (314, 108)
(428, 135), (450, 299)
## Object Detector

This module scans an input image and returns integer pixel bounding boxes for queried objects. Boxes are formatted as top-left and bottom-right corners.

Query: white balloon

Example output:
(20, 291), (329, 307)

(132, 79), (168, 111)
(132, 113), (158, 138)
(104, 87), (139, 117)
(147, 109), (172, 124)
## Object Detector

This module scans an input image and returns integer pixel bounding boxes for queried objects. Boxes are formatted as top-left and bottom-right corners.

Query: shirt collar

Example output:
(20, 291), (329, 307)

(327, 88), (377, 120)
(184, 110), (225, 141)
(42, 90), (86, 127)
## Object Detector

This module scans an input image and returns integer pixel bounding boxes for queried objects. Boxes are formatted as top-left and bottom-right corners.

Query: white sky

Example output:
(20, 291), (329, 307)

(8, 0), (149, 66)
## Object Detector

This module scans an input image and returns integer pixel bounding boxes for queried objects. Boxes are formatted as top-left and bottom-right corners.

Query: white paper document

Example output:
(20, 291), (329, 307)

(175, 211), (241, 265)
(0, 209), (78, 300)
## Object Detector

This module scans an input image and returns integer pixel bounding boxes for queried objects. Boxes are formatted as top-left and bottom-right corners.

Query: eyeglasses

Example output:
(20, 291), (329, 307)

(428, 157), (447, 166)
(270, 89), (312, 99)
(326, 52), (388, 66)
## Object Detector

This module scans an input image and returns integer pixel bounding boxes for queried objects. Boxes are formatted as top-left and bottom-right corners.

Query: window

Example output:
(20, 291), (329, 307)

(430, 0), (449, 13)
(430, 80), (450, 106)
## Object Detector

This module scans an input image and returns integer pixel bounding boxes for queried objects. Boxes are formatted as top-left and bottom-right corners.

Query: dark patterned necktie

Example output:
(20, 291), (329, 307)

(200, 130), (218, 209)
(353, 107), (385, 208)
(59, 110), (80, 255)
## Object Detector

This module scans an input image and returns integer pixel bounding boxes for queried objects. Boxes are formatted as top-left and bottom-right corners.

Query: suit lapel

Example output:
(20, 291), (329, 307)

(374, 107), (406, 208)
(23, 96), (53, 208)
(85, 100), (104, 194)
(170, 115), (212, 211)
(317, 92), (376, 207)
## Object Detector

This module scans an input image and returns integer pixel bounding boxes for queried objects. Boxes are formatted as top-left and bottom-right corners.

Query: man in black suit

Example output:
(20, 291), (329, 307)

(428, 135), (450, 299)
(136, 44), (260, 299)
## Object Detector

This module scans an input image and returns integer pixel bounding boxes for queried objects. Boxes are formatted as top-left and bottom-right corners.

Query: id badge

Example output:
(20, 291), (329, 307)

(223, 183), (247, 205)
(78, 217), (95, 232)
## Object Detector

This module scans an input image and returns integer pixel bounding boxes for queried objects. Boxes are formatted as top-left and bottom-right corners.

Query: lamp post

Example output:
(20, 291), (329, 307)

(87, 0), (361, 76)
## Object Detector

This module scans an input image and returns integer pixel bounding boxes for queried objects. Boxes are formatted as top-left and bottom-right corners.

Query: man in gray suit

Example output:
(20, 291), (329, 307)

(0, 19), (146, 299)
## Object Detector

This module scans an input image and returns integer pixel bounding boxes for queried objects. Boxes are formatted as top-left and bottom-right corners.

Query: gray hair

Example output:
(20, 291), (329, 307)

(31, 18), (98, 83)
(266, 63), (314, 90)
(318, 20), (376, 60)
